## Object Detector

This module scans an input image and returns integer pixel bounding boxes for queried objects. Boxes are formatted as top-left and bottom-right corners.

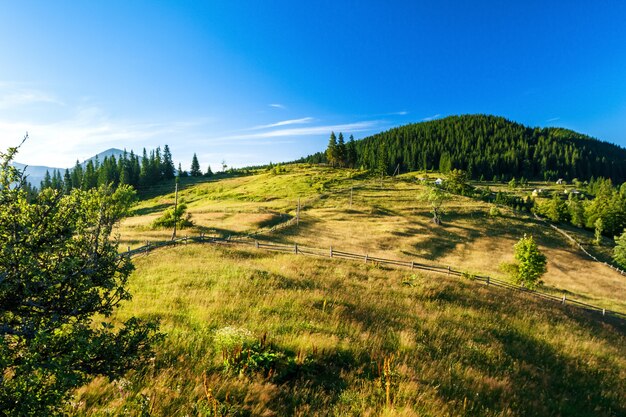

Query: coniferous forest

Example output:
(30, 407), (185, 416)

(303, 115), (626, 183)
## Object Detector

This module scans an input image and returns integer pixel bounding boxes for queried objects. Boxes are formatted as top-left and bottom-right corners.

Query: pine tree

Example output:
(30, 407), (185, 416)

(190, 153), (201, 177)
(63, 169), (72, 194)
(513, 234), (547, 289)
(162, 145), (175, 180)
(205, 165), (213, 177)
(336, 132), (347, 167)
(41, 170), (52, 190)
(347, 135), (358, 168)
(326, 132), (337, 167)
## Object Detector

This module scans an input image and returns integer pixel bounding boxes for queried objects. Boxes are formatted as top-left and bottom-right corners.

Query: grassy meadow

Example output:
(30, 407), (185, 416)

(73, 164), (626, 415)
(116, 165), (626, 313)
(74, 243), (626, 416)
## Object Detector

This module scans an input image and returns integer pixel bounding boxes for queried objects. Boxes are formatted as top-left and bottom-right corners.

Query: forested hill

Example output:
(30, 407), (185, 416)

(305, 115), (626, 182)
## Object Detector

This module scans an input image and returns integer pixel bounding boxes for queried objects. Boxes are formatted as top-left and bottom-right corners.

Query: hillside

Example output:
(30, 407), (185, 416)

(69, 164), (626, 415)
(116, 165), (626, 313)
(304, 115), (626, 182)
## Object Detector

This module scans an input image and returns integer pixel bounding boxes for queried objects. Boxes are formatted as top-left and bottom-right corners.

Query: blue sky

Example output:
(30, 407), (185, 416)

(1, 1), (625, 170)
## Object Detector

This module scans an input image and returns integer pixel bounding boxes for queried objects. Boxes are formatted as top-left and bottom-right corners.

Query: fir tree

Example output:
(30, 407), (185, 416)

(162, 145), (175, 180)
(336, 132), (347, 167)
(347, 135), (358, 168)
(190, 153), (201, 177)
(326, 132), (337, 166)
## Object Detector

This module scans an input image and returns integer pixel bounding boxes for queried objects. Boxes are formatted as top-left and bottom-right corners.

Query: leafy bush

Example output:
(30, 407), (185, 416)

(152, 202), (193, 229)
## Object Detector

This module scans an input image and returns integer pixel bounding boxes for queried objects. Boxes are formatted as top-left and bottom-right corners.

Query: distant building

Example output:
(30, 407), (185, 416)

(556, 178), (565, 185)
(532, 189), (544, 197)
(434, 178), (444, 186)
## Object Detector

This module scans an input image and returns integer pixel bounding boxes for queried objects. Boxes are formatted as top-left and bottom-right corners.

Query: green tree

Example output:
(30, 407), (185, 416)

(152, 201), (193, 229)
(513, 234), (547, 289)
(326, 132), (337, 167)
(438, 152), (452, 173)
(190, 153), (202, 177)
(0, 143), (161, 416)
(162, 144), (175, 180)
(336, 132), (347, 167)
(420, 186), (449, 225)
(446, 169), (470, 195)
(346, 135), (358, 168)
(614, 229), (626, 269)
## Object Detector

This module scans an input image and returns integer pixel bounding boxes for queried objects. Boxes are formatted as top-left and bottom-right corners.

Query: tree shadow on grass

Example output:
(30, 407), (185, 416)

(410, 281), (626, 416)
(131, 203), (171, 216)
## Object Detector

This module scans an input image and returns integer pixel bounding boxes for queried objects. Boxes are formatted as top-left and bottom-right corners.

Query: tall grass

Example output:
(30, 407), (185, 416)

(73, 244), (626, 416)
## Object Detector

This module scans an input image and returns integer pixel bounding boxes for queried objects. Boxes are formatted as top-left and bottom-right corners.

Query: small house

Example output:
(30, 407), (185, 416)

(556, 178), (565, 185)
(434, 178), (444, 186)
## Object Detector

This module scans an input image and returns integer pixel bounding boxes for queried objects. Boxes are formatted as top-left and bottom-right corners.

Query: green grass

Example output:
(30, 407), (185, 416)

(75, 164), (626, 415)
(74, 243), (625, 416)
(117, 164), (626, 313)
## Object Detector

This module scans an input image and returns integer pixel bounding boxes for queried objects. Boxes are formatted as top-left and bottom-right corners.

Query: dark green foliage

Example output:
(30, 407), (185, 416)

(336, 133), (347, 167)
(0, 144), (161, 416)
(537, 193), (570, 223)
(346, 135), (358, 168)
(37, 145), (190, 195)
(303, 115), (626, 182)
(190, 153), (202, 177)
(162, 145), (175, 180)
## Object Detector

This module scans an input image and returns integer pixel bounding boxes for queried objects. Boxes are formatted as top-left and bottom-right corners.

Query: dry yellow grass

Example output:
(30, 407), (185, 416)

(73, 243), (626, 416)
(118, 165), (626, 313)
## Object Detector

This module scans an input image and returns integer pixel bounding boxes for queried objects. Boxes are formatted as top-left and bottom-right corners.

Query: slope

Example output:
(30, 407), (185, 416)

(305, 115), (626, 182)
(116, 165), (626, 313)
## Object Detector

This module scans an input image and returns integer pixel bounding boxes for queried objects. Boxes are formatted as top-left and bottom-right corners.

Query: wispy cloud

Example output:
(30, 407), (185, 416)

(250, 117), (314, 130)
(0, 104), (214, 166)
(546, 117), (560, 123)
(422, 113), (441, 121)
(216, 121), (379, 143)
(0, 89), (64, 109)
(269, 103), (286, 109)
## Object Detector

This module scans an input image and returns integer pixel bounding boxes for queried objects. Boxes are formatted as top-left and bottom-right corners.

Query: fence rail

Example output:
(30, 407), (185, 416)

(121, 235), (626, 321)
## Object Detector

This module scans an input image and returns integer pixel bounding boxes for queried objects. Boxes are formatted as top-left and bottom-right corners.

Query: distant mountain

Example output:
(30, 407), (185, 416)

(12, 162), (65, 188)
(303, 114), (626, 182)
(13, 148), (126, 188)
(79, 148), (125, 168)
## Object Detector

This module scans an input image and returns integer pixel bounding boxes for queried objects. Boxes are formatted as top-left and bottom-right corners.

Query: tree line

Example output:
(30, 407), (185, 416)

(39, 146), (213, 192)
(303, 114), (626, 183)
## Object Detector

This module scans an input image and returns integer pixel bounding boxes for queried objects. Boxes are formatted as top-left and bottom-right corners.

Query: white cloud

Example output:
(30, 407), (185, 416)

(422, 113), (441, 121)
(546, 117), (560, 123)
(215, 121), (379, 143)
(269, 103), (287, 109)
(0, 104), (214, 167)
(0, 89), (64, 109)
(250, 117), (314, 130)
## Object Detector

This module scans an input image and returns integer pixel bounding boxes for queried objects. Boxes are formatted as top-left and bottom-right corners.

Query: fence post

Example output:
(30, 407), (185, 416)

(486, 276), (490, 286)
(255, 241), (259, 249)
(294, 243), (298, 254)
(365, 254), (368, 263)
(447, 266), (450, 275)
(330, 246), (333, 258)
(562, 294), (566, 305)
(602, 308), (606, 316)
(127, 246), (130, 255)
(411, 261), (414, 270)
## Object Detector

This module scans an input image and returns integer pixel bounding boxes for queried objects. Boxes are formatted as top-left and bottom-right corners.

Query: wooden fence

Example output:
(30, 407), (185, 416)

(122, 235), (626, 322)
